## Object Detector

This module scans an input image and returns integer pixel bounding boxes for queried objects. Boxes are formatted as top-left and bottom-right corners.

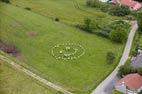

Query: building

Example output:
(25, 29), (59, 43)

(115, 73), (142, 94)
(112, 0), (142, 10)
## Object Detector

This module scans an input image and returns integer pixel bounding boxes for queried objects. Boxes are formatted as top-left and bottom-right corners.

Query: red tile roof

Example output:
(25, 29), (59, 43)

(112, 0), (142, 10)
(116, 73), (142, 90)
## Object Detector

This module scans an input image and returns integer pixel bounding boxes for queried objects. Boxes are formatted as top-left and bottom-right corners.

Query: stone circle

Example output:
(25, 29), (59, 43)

(51, 43), (85, 60)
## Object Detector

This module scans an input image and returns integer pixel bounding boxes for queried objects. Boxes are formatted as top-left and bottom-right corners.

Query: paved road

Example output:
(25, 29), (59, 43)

(0, 54), (73, 94)
(91, 21), (138, 94)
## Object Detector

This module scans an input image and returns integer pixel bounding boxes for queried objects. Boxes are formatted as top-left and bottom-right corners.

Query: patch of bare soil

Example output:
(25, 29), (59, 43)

(12, 21), (22, 27)
(27, 31), (37, 37)
(0, 41), (20, 57)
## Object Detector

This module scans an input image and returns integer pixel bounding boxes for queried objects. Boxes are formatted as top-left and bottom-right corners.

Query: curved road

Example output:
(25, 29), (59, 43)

(91, 21), (138, 94)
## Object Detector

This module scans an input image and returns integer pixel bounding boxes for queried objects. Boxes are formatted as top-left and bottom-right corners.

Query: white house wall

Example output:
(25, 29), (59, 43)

(115, 85), (127, 93)
(99, 0), (109, 2)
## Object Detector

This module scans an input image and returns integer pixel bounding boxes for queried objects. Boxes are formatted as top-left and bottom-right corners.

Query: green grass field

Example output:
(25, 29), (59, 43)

(0, 1), (124, 94)
(0, 61), (55, 94)
(11, 0), (118, 25)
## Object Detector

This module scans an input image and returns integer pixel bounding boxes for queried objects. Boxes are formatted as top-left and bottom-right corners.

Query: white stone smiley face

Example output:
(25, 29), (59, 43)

(51, 43), (85, 60)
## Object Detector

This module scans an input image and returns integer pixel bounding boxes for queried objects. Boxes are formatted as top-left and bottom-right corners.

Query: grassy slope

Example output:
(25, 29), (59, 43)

(11, 0), (118, 25)
(0, 61), (55, 94)
(0, 2), (123, 94)
(112, 90), (123, 94)
(139, 34), (142, 47)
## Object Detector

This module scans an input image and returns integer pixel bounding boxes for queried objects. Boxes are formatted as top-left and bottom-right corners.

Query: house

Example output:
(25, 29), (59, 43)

(115, 73), (142, 94)
(112, 0), (142, 10)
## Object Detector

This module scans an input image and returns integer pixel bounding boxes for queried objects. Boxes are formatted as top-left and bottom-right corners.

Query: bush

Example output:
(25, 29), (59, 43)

(136, 12), (142, 32)
(110, 5), (131, 16)
(137, 68), (142, 75)
(109, 20), (129, 30)
(77, 18), (93, 33)
(108, 20), (129, 42)
(106, 51), (115, 64)
(0, 0), (10, 3)
(135, 41), (139, 52)
(86, 0), (93, 7)
(109, 27), (128, 43)
(124, 15), (136, 20)
(84, 18), (92, 32)
(117, 65), (136, 77)
(118, 65), (142, 77)
(16, 5), (19, 7)
(24, 7), (31, 11)
(55, 18), (59, 22)
(86, 0), (110, 12)
(131, 50), (138, 56)
(86, 0), (101, 8)
(100, 4), (110, 12)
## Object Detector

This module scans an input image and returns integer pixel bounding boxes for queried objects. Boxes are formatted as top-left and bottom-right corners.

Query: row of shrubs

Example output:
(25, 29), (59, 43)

(117, 65), (142, 77)
(77, 18), (129, 43)
(130, 12), (142, 56)
(86, 0), (111, 12)
(86, 0), (131, 17)
(0, 0), (10, 3)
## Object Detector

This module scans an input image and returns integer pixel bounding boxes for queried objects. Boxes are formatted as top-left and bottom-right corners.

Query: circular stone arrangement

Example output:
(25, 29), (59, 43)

(51, 43), (85, 60)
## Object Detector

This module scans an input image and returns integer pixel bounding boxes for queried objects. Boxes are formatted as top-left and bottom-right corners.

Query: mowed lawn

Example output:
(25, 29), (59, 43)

(0, 2), (123, 94)
(0, 61), (55, 94)
(10, 0), (118, 25)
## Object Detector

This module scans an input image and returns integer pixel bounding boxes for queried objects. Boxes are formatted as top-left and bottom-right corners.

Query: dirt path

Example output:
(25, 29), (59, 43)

(0, 54), (73, 94)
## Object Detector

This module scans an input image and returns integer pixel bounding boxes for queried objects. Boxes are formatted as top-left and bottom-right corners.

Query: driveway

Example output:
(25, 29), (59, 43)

(91, 21), (138, 94)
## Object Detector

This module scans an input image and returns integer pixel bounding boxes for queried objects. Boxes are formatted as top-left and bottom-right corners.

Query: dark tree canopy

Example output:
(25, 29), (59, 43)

(109, 27), (128, 43)
(0, 0), (10, 3)
(136, 12), (142, 32)
(110, 5), (131, 16)
(106, 51), (115, 64)
(134, 0), (142, 2)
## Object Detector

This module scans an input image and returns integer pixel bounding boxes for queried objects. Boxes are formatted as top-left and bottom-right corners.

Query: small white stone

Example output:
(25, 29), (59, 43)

(66, 47), (70, 50)
(59, 51), (63, 54)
